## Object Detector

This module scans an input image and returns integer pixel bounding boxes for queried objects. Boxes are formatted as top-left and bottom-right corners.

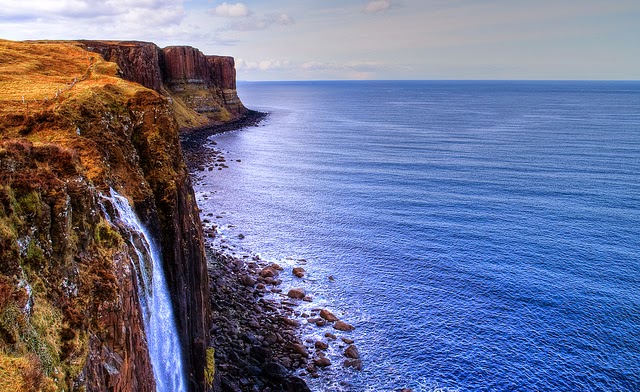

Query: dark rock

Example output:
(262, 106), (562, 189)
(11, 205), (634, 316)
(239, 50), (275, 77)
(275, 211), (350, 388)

(282, 318), (301, 327)
(287, 288), (306, 299)
(250, 346), (270, 362)
(314, 341), (328, 350)
(247, 365), (262, 376)
(320, 309), (339, 322)
(287, 343), (309, 358)
(259, 267), (278, 278)
(292, 267), (306, 278)
(283, 376), (312, 392)
(341, 337), (355, 344)
(313, 356), (331, 367)
(241, 275), (256, 286)
(334, 321), (355, 331)
(262, 362), (288, 380)
(344, 359), (363, 371)
(344, 345), (360, 359)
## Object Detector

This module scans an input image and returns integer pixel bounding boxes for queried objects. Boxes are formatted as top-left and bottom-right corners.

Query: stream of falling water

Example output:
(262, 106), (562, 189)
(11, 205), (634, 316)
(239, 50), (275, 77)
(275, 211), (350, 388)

(102, 189), (187, 392)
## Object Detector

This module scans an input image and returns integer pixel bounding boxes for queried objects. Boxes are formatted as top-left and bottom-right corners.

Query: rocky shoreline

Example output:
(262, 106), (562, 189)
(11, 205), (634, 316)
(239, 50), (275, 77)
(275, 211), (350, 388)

(181, 109), (268, 170)
(182, 117), (364, 392)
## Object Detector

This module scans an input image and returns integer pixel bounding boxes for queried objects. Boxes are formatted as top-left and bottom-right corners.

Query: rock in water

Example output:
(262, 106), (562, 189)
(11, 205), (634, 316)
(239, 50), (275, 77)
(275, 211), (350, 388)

(287, 288), (306, 299)
(320, 309), (339, 322)
(259, 267), (278, 278)
(333, 321), (355, 331)
(314, 357), (332, 367)
(344, 345), (360, 359)
(293, 267), (306, 278)
(344, 359), (363, 371)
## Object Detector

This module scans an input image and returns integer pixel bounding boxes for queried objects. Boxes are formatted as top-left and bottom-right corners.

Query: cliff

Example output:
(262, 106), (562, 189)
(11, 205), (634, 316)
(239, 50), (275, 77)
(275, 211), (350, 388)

(79, 41), (247, 130)
(0, 39), (213, 391)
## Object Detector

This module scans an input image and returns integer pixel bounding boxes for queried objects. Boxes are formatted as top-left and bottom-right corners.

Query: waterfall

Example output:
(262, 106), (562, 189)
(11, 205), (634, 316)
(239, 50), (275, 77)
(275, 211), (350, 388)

(102, 189), (187, 392)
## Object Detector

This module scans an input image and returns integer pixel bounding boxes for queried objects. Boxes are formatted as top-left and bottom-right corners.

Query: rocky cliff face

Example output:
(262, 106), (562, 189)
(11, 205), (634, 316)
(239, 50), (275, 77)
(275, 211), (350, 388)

(0, 40), (214, 391)
(79, 41), (247, 130)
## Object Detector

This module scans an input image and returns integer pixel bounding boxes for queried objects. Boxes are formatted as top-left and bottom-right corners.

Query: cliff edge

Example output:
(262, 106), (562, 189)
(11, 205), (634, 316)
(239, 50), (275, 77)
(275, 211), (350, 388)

(79, 40), (248, 130)
(0, 39), (214, 391)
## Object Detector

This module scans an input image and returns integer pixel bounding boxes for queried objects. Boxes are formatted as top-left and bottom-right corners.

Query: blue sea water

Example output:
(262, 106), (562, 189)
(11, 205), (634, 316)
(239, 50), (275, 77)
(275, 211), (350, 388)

(194, 81), (640, 391)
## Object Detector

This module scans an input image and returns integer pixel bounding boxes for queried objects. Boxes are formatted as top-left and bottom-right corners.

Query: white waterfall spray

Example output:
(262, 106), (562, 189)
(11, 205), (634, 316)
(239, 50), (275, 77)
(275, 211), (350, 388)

(102, 188), (187, 392)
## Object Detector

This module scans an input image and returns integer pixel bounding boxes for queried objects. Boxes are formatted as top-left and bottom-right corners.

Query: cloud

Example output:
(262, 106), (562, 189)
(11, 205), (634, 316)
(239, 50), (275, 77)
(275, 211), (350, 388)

(0, 0), (183, 21)
(364, 0), (391, 14)
(211, 2), (251, 18)
(0, 0), (196, 44)
(301, 61), (381, 72)
(275, 13), (295, 26)
(236, 58), (292, 71)
(225, 13), (295, 31)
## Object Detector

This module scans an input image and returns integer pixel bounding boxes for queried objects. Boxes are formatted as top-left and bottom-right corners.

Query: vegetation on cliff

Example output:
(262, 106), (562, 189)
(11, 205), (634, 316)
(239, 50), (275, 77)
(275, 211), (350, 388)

(0, 39), (212, 391)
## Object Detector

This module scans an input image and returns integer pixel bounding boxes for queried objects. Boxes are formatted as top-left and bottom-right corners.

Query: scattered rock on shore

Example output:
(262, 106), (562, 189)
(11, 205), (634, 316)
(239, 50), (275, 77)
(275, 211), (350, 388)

(314, 356), (331, 367)
(344, 358), (363, 371)
(334, 321), (355, 331)
(293, 267), (306, 278)
(320, 309), (339, 322)
(259, 266), (278, 278)
(344, 345), (360, 359)
(341, 337), (354, 344)
(287, 287), (306, 299)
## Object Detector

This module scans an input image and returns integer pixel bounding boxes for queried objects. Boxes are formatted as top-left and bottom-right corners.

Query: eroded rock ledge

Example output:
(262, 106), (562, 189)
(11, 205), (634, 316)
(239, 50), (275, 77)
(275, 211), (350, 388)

(80, 40), (248, 130)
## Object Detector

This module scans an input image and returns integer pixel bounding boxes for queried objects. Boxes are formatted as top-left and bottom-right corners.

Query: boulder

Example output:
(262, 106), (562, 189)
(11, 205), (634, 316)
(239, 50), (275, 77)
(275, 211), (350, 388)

(313, 357), (331, 368)
(344, 345), (360, 359)
(319, 309), (339, 322)
(287, 288), (306, 299)
(314, 341), (328, 350)
(343, 359), (363, 371)
(259, 267), (278, 278)
(333, 321), (355, 332)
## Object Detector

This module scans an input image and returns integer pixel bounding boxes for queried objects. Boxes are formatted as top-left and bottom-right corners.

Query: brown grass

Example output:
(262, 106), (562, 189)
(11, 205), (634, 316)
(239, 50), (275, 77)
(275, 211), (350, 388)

(0, 355), (27, 391)
(0, 40), (89, 102)
(0, 39), (146, 141)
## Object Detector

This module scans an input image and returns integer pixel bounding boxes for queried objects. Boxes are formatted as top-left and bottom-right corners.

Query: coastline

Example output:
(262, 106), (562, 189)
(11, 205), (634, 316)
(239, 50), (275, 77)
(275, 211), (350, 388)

(182, 115), (314, 391)
(181, 109), (268, 171)
(181, 115), (363, 392)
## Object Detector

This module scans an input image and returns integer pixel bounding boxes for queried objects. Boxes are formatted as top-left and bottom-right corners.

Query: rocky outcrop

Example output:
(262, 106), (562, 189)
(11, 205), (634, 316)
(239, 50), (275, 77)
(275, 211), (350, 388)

(0, 40), (212, 391)
(78, 41), (248, 129)
(207, 56), (245, 113)
(160, 46), (247, 123)
(80, 40), (164, 92)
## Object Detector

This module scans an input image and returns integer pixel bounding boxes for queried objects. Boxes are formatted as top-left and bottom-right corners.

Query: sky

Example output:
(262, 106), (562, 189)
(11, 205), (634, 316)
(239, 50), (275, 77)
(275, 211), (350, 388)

(0, 0), (638, 81)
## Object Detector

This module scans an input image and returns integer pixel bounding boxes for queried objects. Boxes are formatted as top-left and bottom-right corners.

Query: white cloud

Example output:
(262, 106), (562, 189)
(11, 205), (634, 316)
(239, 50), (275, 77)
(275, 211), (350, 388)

(301, 61), (381, 72)
(0, 0), (183, 20)
(225, 13), (295, 31)
(364, 0), (391, 14)
(236, 58), (292, 71)
(211, 2), (251, 18)
(275, 13), (295, 25)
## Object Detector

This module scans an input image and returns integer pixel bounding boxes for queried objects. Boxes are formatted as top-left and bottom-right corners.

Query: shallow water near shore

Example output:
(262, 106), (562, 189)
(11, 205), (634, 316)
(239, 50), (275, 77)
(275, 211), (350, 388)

(193, 81), (640, 391)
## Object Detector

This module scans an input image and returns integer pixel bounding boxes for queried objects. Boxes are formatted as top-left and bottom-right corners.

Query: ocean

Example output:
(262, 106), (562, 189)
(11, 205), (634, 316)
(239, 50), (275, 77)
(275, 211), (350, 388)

(193, 81), (640, 391)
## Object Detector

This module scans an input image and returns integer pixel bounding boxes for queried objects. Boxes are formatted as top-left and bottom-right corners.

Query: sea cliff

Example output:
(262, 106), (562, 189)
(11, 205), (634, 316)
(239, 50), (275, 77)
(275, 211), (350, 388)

(0, 39), (239, 391)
